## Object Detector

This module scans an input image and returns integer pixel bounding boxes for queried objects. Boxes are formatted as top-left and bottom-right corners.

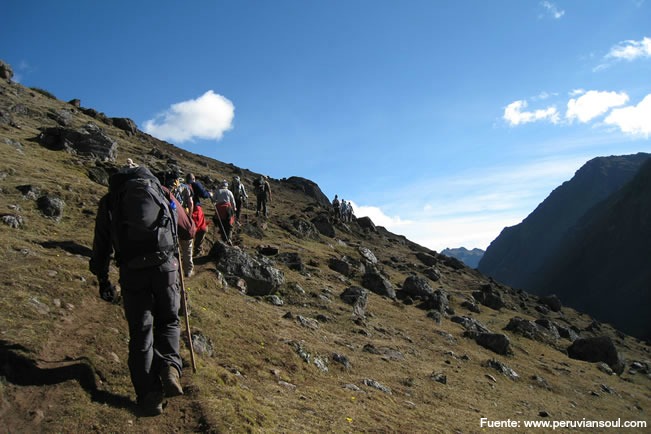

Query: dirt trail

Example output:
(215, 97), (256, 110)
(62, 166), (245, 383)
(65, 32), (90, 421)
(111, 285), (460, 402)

(1, 286), (209, 432)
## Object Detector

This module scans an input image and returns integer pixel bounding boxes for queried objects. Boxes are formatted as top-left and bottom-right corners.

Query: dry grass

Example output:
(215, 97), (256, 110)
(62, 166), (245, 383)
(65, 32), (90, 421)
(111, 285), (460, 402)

(0, 78), (649, 433)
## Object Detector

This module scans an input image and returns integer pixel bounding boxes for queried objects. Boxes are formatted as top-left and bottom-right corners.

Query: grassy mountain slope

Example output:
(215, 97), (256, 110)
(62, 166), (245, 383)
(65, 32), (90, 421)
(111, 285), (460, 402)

(1, 74), (649, 432)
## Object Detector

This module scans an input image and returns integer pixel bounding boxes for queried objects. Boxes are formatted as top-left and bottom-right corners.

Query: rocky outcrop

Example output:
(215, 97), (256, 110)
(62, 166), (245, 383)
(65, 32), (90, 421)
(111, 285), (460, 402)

(38, 123), (118, 161)
(210, 242), (285, 296)
(282, 177), (330, 208)
(0, 60), (13, 80)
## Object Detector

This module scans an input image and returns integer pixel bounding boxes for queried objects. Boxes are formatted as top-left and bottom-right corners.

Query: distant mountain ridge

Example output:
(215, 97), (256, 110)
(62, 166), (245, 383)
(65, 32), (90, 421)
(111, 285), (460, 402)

(440, 247), (484, 268)
(478, 153), (651, 289)
(478, 152), (651, 338)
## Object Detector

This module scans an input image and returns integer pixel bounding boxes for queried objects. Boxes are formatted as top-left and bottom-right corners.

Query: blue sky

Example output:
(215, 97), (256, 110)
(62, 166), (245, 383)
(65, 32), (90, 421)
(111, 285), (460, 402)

(3, 0), (650, 251)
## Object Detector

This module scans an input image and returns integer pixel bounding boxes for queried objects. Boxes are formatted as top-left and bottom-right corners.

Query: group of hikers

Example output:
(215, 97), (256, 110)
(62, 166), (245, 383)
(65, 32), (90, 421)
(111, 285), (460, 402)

(88, 159), (272, 416)
(89, 159), (357, 416)
(331, 194), (354, 223)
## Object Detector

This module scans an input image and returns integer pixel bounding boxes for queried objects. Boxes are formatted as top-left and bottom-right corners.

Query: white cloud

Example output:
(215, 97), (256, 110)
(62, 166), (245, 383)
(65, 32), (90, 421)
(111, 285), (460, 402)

(606, 37), (651, 61)
(503, 100), (560, 126)
(604, 94), (651, 137)
(541, 1), (565, 19)
(569, 88), (585, 97)
(566, 90), (629, 123)
(349, 202), (412, 228)
(143, 90), (234, 143)
(596, 36), (651, 70)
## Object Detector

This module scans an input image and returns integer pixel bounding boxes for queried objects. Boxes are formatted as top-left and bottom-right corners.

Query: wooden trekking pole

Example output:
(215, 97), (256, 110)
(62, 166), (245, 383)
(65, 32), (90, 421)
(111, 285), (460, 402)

(178, 248), (197, 373)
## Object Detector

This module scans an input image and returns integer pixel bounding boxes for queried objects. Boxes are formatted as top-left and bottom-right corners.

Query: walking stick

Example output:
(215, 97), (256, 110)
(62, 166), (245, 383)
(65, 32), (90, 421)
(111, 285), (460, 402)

(178, 248), (197, 373)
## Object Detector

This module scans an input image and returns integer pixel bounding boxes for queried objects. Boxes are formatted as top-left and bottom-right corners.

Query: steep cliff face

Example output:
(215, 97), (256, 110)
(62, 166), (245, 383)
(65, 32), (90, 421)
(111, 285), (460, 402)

(478, 153), (651, 290)
(530, 158), (651, 339)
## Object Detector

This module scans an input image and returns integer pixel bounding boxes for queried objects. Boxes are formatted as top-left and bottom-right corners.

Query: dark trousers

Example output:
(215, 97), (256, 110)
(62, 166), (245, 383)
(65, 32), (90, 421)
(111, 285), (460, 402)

(120, 260), (182, 400)
(235, 197), (243, 220)
(256, 194), (268, 217)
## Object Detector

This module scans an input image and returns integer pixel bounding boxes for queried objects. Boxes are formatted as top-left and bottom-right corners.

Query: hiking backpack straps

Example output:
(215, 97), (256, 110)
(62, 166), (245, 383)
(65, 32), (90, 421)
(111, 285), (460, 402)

(108, 166), (178, 269)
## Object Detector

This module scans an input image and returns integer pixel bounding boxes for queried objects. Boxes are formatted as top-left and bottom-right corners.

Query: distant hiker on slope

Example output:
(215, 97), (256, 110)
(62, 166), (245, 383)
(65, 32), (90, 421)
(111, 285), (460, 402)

(332, 195), (340, 221)
(213, 179), (237, 243)
(230, 175), (248, 223)
(89, 165), (184, 416)
(186, 173), (212, 256)
(254, 175), (272, 218)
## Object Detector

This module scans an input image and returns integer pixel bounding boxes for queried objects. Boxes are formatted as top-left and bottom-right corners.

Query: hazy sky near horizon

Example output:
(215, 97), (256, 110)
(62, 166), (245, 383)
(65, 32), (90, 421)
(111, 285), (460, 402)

(3, 1), (650, 251)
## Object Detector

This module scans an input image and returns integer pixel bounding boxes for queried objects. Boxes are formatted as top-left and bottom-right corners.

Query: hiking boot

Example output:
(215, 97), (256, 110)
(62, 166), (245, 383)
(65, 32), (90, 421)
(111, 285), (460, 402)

(160, 365), (183, 397)
(139, 390), (163, 416)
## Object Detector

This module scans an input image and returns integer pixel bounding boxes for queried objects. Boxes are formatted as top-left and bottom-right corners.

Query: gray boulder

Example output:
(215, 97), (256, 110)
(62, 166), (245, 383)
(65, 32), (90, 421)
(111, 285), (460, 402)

(111, 117), (138, 135)
(362, 269), (396, 299)
(475, 333), (512, 355)
(210, 242), (284, 296)
(567, 336), (625, 375)
(37, 195), (65, 222)
(504, 317), (558, 344)
(358, 246), (378, 266)
(0, 60), (13, 80)
(356, 216), (376, 232)
(472, 283), (505, 310)
(401, 275), (435, 299)
(416, 252), (437, 267)
(539, 294), (562, 312)
(311, 214), (335, 238)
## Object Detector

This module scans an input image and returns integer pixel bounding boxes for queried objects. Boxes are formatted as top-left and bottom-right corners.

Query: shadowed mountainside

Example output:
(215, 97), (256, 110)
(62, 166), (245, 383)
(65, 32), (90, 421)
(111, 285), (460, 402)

(529, 158), (651, 340)
(478, 153), (650, 290)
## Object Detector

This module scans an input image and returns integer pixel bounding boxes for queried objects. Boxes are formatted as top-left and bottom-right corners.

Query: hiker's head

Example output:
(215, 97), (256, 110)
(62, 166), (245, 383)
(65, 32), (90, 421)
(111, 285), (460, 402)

(220, 180), (228, 188)
(186, 173), (195, 183)
(126, 158), (138, 168)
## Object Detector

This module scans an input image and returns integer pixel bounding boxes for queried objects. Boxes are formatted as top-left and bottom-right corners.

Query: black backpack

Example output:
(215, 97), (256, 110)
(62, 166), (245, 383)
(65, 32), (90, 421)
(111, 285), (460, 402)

(108, 166), (178, 269)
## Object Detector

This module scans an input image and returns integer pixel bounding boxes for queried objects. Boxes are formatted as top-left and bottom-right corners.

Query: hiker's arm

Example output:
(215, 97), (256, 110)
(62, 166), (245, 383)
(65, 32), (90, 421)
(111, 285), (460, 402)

(89, 195), (117, 302)
(196, 182), (211, 199)
(89, 195), (112, 279)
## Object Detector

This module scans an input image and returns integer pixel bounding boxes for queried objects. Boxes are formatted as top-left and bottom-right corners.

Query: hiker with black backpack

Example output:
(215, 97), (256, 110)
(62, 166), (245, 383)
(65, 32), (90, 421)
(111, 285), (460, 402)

(89, 165), (184, 416)
(230, 175), (248, 223)
(253, 175), (272, 218)
(213, 179), (237, 243)
(185, 173), (212, 256)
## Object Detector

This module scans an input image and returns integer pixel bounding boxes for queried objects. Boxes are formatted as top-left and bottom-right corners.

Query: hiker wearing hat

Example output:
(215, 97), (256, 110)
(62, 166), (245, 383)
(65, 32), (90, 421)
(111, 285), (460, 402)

(230, 175), (248, 223)
(213, 179), (237, 243)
